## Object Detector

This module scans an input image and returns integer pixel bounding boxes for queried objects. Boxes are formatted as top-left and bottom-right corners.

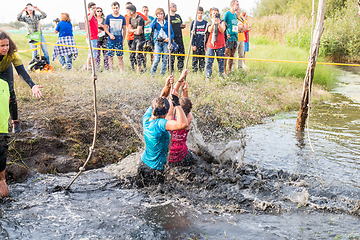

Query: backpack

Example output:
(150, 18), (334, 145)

(27, 55), (49, 71)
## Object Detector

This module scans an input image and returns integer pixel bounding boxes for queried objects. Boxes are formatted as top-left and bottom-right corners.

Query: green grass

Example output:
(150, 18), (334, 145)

(7, 32), (336, 132)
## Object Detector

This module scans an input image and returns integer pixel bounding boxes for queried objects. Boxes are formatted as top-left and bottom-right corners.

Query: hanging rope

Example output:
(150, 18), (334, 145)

(306, 0), (316, 153)
(65, 0), (98, 189)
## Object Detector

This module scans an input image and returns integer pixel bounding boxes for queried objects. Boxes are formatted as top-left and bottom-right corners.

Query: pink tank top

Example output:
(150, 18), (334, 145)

(169, 128), (189, 163)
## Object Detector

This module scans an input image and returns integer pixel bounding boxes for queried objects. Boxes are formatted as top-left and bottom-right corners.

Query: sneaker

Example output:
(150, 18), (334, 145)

(12, 121), (22, 134)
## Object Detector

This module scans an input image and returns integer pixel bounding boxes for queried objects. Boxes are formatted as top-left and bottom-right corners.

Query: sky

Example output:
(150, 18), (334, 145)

(2, 0), (257, 24)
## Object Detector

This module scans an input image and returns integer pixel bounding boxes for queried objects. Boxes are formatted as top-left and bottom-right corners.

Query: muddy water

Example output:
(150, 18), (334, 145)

(1, 68), (360, 239)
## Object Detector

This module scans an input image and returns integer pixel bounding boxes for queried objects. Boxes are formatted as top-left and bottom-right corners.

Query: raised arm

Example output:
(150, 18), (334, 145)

(17, 8), (27, 22)
(34, 6), (47, 20)
(160, 74), (174, 98)
(165, 91), (188, 131)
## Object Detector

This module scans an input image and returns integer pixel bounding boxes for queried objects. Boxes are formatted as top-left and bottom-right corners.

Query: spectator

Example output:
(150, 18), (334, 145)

(17, 3), (50, 64)
(223, 0), (240, 75)
(52, 13), (78, 70)
(204, 8), (226, 79)
(0, 31), (43, 134)
(142, 6), (154, 68)
(84, 2), (98, 71)
(149, 8), (174, 76)
(137, 70), (189, 186)
(127, 4), (146, 73)
(124, 2), (150, 70)
(242, 12), (251, 68)
(95, 7), (109, 70)
(165, 3), (186, 72)
(190, 6), (207, 72)
(235, 8), (247, 69)
(104, 1), (126, 73)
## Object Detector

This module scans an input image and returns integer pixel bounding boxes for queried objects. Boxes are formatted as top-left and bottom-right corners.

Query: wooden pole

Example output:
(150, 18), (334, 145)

(295, 0), (326, 131)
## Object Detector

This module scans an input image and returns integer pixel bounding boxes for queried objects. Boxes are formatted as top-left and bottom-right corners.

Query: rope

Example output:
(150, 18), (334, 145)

(65, 0), (98, 190)
(20, 42), (360, 67)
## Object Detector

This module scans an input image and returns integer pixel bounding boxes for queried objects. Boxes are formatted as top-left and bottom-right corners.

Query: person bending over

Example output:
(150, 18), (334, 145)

(0, 31), (43, 133)
(137, 69), (189, 186)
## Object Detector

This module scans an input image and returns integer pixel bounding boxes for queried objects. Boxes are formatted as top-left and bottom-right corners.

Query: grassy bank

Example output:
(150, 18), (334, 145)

(4, 32), (336, 177)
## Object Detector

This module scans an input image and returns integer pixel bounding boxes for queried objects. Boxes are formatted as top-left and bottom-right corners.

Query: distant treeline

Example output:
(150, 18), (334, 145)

(252, 0), (360, 62)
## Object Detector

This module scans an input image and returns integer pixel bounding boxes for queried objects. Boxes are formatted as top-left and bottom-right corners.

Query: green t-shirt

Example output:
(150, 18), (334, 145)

(0, 79), (9, 134)
(223, 11), (238, 42)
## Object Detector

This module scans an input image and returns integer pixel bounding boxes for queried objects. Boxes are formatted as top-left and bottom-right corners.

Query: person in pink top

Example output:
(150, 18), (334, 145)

(168, 78), (194, 167)
(85, 2), (98, 71)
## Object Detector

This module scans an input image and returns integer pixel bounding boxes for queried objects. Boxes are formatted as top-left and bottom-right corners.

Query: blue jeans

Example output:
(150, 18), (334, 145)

(29, 34), (50, 64)
(59, 54), (73, 70)
(86, 39), (98, 58)
(205, 47), (225, 78)
(150, 41), (169, 75)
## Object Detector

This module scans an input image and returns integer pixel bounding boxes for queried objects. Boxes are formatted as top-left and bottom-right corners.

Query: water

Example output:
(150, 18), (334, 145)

(1, 68), (360, 239)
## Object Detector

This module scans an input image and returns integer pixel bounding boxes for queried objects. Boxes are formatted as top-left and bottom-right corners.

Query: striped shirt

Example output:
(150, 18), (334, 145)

(17, 11), (47, 34)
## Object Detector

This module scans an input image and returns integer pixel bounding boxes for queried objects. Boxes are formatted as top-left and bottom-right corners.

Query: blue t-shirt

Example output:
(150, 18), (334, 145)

(55, 21), (73, 37)
(144, 15), (154, 41)
(141, 107), (170, 170)
(190, 19), (207, 48)
(105, 14), (126, 43)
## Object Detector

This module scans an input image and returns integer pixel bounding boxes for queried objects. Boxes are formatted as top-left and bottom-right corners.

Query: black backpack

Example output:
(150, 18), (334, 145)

(27, 55), (48, 71)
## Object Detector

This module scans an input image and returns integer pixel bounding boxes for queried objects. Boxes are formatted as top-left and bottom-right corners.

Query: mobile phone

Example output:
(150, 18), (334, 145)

(27, 6), (34, 11)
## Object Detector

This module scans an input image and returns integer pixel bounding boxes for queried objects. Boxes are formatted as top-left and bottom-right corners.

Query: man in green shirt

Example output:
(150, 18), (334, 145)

(223, 0), (240, 75)
(0, 78), (10, 198)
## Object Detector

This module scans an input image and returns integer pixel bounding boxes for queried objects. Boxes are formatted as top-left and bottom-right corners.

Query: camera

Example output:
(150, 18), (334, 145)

(156, 36), (165, 42)
(215, 13), (220, 19)
(53, 18), (60, 24)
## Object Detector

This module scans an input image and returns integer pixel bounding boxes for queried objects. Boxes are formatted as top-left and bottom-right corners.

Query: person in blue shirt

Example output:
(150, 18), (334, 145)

(104, 1), (127, 72)
(149, 8), (174, 76)
(190, 6), (207, 72)
(138, 69), (189, 187)
(53, 13), (78, 70)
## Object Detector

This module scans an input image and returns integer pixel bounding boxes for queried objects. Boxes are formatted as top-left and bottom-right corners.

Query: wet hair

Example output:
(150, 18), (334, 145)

(180, 97), (192, 116)
(152, 97), (170, 117)
(126, 4), (136, 13)
(60, 13), (70, 22)
(0, 31), (18, 58)
(88, 2), (96, 9)
(230, 0), (238, 6)
(95, 7), (105, 18)
(198, 6), (204, 12)
(112, 1), (120, 7)
(155, 8), (165, 17)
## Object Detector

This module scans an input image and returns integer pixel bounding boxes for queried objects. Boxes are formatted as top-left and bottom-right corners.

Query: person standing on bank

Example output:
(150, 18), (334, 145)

(223, 0), (240, 75)
(149, 8), (174, 76)
(190, 7), (207, 72)
(235, 8), (247, 69)
(165, 3), (186, 72)
(52, 13), (78, 70)
(204, 8), (226, 79)
(0, 31), (43, 134)
(95, 7), (109, 70)
(17, 3), (50, 64)
(85, 2), (98, 71)
(127, 4), (146, 73)
(137, 70), (189, 186)
(142, 6), (154, 68)
(104, 1), (126, 73)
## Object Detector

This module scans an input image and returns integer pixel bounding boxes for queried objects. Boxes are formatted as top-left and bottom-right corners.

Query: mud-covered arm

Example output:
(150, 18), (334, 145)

(160, 75), (174, 98)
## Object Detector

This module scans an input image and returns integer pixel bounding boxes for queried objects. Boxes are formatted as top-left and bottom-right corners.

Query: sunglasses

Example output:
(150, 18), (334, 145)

(171, 5), (177, 7)
(96, 10), (102, 12)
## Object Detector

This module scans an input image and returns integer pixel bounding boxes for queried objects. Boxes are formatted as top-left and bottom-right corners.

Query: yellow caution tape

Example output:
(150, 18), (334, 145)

(18, 42), (360, 67)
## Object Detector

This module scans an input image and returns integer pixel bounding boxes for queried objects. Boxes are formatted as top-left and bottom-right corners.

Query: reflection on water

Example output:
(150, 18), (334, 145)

(1, 68), (360, 239)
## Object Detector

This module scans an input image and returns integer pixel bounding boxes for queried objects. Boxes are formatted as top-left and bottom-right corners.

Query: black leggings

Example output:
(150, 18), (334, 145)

(0, 136), (8, 172)
(0, 65), (18, 121)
